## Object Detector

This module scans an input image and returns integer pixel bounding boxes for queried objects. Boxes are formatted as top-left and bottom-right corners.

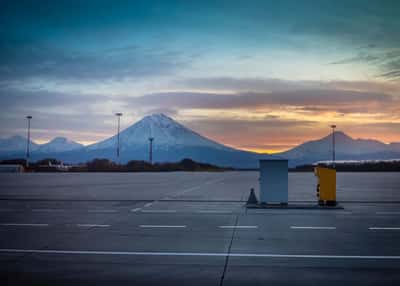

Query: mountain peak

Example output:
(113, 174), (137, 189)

(141, 113), (176, 126)
(89, 113), (229, 151)
(321, 130), (352, 142)
(38, 137), (83, 153)
(49, 137), (69, 143)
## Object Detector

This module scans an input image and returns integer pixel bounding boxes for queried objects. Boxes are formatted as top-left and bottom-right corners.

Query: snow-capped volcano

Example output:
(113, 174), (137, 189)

(77, 113), (265, 167)
(88, 113), (231, 151)
(37, 137), (83, 153)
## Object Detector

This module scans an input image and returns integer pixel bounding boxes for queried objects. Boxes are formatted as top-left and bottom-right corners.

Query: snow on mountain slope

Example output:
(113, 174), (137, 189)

(0, 135), (38, 152)
(37, 137), (83, 153)
(88, 113), (232, 151)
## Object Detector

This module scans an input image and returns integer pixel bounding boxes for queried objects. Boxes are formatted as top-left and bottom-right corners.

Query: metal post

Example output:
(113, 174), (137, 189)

(115, 113), (123, 161)
(26, 116), (32, 167)
(330, 125), (336, 167)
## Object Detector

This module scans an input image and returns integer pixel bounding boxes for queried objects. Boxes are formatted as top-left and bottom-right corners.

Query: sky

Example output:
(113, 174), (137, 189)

(0, 0), (399, 153)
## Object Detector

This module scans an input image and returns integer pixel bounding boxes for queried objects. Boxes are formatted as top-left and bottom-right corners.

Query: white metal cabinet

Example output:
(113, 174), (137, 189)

(259, 159), (288, 204)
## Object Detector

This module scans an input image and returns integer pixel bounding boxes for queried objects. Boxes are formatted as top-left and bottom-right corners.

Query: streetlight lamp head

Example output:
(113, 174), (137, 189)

(26, 115), (32, 119)
(115, 113), (123, 116)
(330, 125), (336, 129)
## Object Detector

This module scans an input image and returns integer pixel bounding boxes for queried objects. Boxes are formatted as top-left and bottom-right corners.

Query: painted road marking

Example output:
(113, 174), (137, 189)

(88, 210), (118, 213)
(139, 225), (186, 228)
(369, 227), (400, 230)
(130, 208), (142, 212)
(177, 186), (201, 195)
(32, 209), (65, 212)
(165, 186), (201, 199)
(290, 226), (336, 230)
(141, 210), (177, 213)
(196, 210), (233, 214)
(0, 223), (49, 227)
(219, 226), (258, 229)
(76, 224), (110, 228)
(143, 203), (154, 208)
(1, 249), (400, 260)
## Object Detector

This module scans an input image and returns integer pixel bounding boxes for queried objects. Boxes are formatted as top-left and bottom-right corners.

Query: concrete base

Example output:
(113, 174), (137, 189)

(246, 202), (344, 210)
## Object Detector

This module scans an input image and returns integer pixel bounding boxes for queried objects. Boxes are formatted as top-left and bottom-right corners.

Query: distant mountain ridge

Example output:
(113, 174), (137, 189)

(0, 113), (399, 168)
(276, 131), (400, 166)
(0, 136), (82, 154)
(37, 137), (83, 153)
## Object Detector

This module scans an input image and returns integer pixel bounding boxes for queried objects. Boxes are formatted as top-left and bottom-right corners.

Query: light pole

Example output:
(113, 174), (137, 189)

(330, 125), (336, 167)
(148, 137), (154, 164)
(26, 116), (32, 167)
(115, 113), (123, 161)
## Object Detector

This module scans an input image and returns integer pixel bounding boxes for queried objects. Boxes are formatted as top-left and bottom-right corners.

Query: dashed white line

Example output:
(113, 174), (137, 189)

(143, 202), (154, 208)
(32, 209), (65, 212)
(130, 208), (142, 212)
(219, 225), (258, 229)
(290, 226), (336, 230)
(139, 225), (186, 228)
(369, 227), (400, 230)
(1, 249), (400, 260)
(0, 223), (49, 227)
(166, 186), (201, 199)
(76, 224), (110, 228)
(87, 210), (118, 213)
(141, 210), (177, 213)
(196, 210), (233, 214)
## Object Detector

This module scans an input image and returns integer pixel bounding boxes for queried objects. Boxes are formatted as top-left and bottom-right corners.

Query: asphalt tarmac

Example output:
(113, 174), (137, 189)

(0, 172), (399, 285)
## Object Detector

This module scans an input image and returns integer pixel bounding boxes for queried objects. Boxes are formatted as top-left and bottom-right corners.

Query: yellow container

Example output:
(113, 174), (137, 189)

(314, 166), (336, 205)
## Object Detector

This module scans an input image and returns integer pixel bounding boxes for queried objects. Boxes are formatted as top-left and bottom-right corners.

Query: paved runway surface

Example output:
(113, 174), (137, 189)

(0, 172), (399, 285)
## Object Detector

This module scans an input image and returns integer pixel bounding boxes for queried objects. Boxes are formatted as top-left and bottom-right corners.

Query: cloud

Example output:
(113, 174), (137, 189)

(175, 76), (400, 95)
(0, 42), (189, 84)
(0, 87), (111, 110)
(126, 89), (398, 114)
(0, 87), (119, 142)
(330, 48), (400, 81)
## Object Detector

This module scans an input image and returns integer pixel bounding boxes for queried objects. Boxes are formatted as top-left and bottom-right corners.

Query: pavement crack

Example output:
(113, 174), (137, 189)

(219, 213), (239, 286)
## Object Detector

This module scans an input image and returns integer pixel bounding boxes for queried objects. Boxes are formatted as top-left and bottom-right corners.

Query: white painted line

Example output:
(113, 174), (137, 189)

(130, 208), (142, 212)
(141, 210), (177, 213)
(143, 203), (153, 208)
(166, 186), (201, 199)
(76, 224), (110, 228)
(219, 226), (258, 229)
(1, 249), (400, 260)
(196, 210), (233, 214)
(376, 212), (400, 215)
(0, 223), (49, 227)
(139, 225), (186, 228)
(32, 209), (65, 212)
(290, 226), (336, 230)
(369, 227), (400, 230)
(87, 210), (118, 213)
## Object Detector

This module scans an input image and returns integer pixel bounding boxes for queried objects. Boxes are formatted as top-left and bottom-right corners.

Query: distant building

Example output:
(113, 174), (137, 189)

(38, 161), (70, 172)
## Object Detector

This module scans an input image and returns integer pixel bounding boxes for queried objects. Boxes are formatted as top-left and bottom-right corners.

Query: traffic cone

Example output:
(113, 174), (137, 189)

(247, 188), (258, 205)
